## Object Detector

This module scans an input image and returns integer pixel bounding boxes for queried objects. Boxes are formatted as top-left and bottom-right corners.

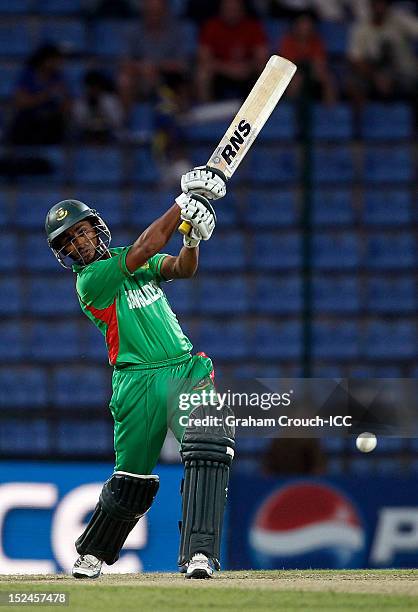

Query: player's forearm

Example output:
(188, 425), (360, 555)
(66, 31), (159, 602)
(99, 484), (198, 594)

(126, 204), (181, 271)
(173, 246), (199, 278)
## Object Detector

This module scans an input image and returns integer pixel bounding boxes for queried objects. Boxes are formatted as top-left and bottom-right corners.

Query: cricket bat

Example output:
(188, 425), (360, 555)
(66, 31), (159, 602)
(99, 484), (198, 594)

(178, 55), (297, 236)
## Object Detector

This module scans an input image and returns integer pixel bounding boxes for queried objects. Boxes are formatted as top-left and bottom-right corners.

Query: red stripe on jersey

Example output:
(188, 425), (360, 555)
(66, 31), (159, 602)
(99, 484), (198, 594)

(85, 300), (120, 365)
(196, 351), (215, 381)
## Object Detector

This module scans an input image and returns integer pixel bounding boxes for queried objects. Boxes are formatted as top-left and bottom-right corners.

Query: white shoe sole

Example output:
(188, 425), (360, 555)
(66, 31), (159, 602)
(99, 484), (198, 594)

(72, 570), (101, 579)
(185, 567), (213, 579)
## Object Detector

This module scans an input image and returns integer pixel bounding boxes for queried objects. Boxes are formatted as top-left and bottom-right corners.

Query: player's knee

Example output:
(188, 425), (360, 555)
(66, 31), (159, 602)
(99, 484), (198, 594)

(100, 471), (159, 520)
(180, 403), (235, 466)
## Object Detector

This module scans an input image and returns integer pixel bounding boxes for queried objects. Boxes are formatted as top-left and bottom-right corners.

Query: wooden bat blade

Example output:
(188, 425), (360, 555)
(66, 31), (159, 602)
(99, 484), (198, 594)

(206, 55), (296, 178)
(178, 55), (296, 236)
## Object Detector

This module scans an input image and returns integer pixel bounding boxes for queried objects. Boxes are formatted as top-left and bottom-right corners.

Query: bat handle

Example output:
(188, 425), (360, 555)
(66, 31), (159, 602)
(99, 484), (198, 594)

(178, 220), (192, 236)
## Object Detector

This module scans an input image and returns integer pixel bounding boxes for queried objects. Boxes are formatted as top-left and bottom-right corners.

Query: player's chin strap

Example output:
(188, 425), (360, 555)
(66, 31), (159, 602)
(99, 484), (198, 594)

(178, 403), (235, 570)
(75, 471), (159, 565)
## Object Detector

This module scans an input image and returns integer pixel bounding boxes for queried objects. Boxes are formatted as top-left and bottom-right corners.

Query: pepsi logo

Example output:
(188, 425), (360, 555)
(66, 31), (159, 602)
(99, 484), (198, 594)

(249, 482), (366, 569)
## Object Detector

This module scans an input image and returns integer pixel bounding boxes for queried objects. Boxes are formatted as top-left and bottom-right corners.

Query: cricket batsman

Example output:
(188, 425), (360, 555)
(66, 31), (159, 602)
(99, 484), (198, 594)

(44, 167), (235, 579)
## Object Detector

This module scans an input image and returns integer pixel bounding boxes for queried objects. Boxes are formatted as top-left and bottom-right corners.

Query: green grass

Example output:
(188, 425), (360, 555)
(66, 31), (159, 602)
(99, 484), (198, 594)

(0, 570), (417, 612)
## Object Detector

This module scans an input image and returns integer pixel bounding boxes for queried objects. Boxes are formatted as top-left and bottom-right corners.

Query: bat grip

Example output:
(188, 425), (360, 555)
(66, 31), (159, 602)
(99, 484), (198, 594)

(178, 220), (192, 236)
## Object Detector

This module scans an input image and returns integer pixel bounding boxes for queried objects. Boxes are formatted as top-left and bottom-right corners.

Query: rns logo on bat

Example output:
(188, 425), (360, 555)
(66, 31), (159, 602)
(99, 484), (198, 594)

(221, 119), (251, 165)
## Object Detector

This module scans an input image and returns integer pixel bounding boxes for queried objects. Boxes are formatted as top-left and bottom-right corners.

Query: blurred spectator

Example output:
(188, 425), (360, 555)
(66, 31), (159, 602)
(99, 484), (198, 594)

(267, 0), (315, 19)
(184, 0), (219, 24)
(197, 0), (268, 101)
(72, 71), (125, 143)
(119, 0), (189, 108)
(266, 0), (367, 21)
(262, 438), (327, 476)
(347, 0), (418, 103)
(90, 0), (137, 17)
(8, 44), (71, 145)
(314, 0), (369, 21)
(278, 11), (337, 104)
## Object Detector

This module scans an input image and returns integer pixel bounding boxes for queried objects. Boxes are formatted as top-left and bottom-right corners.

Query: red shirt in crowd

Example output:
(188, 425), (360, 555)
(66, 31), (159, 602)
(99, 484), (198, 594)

(200, 17), (267, 61)
(279, 33), (326, 64)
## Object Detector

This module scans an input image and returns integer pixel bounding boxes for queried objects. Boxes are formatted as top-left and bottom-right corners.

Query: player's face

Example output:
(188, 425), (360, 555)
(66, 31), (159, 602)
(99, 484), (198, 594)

(59, 220), (98, 264)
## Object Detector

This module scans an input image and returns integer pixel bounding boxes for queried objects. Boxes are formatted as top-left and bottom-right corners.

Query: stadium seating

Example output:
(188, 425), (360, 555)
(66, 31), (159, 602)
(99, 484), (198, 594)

(362, 104), (413, 140)
(27, 321), (82, 360)
(80, 322), (108, 361)
(0, 367), (47, 407)
(39, 19), (87, 54)
(0, 278), (21, 314)
(0, 0), (31, 13)
(0, 63), (20, 98)
(248, 147), (299, 184)
(364, 146), (413, 183)
(0, 322), (25, 361)
(245, 189), (298, 227)
(253, 321), (301, 359)
(0, 22), (32, 56)
(366, 277), (416, 314)
(363, 189), (411, 226)
(74, 147), (123, 184)
(0, 419), (49, 453)
(14, 147), (66, 184)
(15, 190), (65, 227)
(263, 19), (290, 52)
(128, 103), (156, 141)
(0, 191), (7, 224)
(183, 120), (231, 144)
(197, 276), (249, 314)
(37, 0), (83, 15)
(76, 189), (124, 226)
(27, 276), (79, 315)
(164, 279), (194, 314)
(313, 146), (354, 183)
(313, 232), (360, 270)
(91, 20), (135, 57)
(131, 147), (161, 183)
(22, 233), (60, 271)
(366, 233), (415, 270)
(313, 322), (360, 359)
(131, 190), (174, 226)
(198, 321), (250, 360)
(252, 233), (301, 270)
(57, 420), (113, 453)
(313, 104), (352, 140)
(214, 193), (237, 227)
(63, 59), (88, 96)
(259, 103), (296, 141)
(0, 234), (18, 270)
(199, 232), (246, 271)
(318, 21), (348, 55)
(254, 276), (302, 314)
(363, 322), (416, 359)
(312, 276), (360, 313)
(52, 366), (109, 407)
(312, 189), (354, 225)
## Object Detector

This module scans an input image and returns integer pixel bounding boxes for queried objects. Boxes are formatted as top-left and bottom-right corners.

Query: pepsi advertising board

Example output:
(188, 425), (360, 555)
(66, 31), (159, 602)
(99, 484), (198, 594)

(228, 474), (418, 570)
(0, 462), (184, 574)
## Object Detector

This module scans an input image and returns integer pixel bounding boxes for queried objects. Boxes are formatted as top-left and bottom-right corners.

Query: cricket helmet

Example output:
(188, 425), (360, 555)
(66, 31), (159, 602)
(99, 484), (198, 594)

(45, 199), (111, 269)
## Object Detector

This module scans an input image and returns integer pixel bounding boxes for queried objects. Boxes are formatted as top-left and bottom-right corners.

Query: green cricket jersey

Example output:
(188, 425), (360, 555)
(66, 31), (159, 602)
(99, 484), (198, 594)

(73, 247), (192, 367)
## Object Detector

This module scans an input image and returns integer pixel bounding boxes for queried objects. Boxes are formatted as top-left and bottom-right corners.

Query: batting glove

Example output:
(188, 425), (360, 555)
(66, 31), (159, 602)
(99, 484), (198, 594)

(181, 165), (227, 200)
(176, 192), (216, 242)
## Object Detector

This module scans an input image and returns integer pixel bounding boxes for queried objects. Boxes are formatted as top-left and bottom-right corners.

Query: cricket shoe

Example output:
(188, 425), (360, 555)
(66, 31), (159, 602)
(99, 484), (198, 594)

(185, 553), (214, 579)
(72, 554), (103, 579)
